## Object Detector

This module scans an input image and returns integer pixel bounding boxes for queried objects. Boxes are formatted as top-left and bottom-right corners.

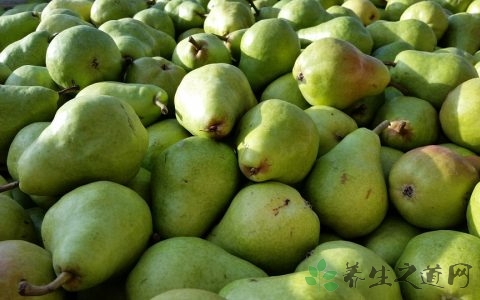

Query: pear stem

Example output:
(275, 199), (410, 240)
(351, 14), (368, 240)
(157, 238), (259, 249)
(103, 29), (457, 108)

(57, 84), (80, 96)
(372, 120), (390, 135)
(0, 180), (19, 193)
(188, 36), (202, 52)
(246, 0), (259, 15)
(18, 271), (74, 296)
(388, 81), (410, 96)
(154, 98), (169, 115)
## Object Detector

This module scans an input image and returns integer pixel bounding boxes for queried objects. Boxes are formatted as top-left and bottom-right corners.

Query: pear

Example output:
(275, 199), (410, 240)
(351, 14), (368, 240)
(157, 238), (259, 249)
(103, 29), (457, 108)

(433, 0), (475, 12)
(133, 6), (176, 38)
(326, 4), (359, 18)
(0, 85), (58, 164)
(142, 118), (191, 171)
(0, 194), (37, 243)
(207, 181), (320, 275)
(90, 0), (149, 26)
(76, 81), (169, 126)
(151, 288), (226, 300)
(395, 230), (480, 299)
(296, 240), (403, 299)
(302, 122), (390, 239)
(372, 95), (440, 151)
(0, 11), (41, 51)
(150, 136), (241, 238)
(361, 214), (422, 267)
(174, 63), (257, 139)
(276, 0), (331, 30)
(292, 37), (390, 110)
(260, 72), (310, 109)
(16, 94), (148, 197)
(4, 65), (59, 90)
(203, 0), (255, 36)
(238, 18), (301, 92)
(0, 240), (64, 300)
(389, 50), (478, 109)
(235, 99), (320, 184)
(45, 25), (123, 89)
(383, 0), (421, 21)
(222, 28), (246, 63)
(40, 0), (93, 22)
(297, 16), (374, 54)
(440, 79), (480, 154)
(36, 10), (95, 35)
(371, 40), (414, 63)
(0, 62), (11, 83)
(304, 105), (359, 157)
(171, 32), (232, 72)
(164, 0), (207, 34)
(124, 167), (152, 204)
(379, 145), (404, 179)
(466, 182), (480, 237)
(439, 12), (480, 55)
(399, 0), (449, 41)
(219, 270), (365, 299)
(18, 181), (153, 295)
(0, 30), (51, 71)
(342, 0), (380, 25)
(366, 19), (437, 52)
(388, 145), (479, 229)
(126, 236), (268, 300)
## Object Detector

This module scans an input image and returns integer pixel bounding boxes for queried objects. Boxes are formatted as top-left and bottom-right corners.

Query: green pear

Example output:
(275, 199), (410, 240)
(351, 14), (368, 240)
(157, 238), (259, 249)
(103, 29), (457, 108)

(133, 6), (176, 38)
(304, 105), (359, 157)
(467, 182), (480, 237)
(222, 28), (246, 63)
(26, 206), (46, 243)
(40, 0), (93, 22)
(0, 62), (11, 83)
(303, 123), (390, 239)
(296, 240), (403, 299)
(207, 181), (320, 274)
(151, 288), (226, 300)
(36, 10), (95, 35)
(436, 46), (476, 64)
(0, 194), (37, 242)
(45, 25), (124, 89)
(219, 270), (365, 299)
(124, 56), (186, 114)
(395, 230), (480, 299)
(371, 40), (415, 63)
(0, 85), (58, 164)
(126, 236), (268, 300)
(361, 214), (422, 267)
(366, 19), (437, 52)
(176, 27), (205, 41)
(141, 118), (191, 171)
(150, 136), (241, 238)
(379, 145), (404, 179)
(124, 167), (151, 204)
(171, 32), (232, 71)
(439, 78), (480, 153)
(0, 240), (64, 300)
(399, 0), (449, 41)
(260, 72), (310, 109)
(203, 0), (255, 36)
(342, 91), (387, 127)
(76, 81), (169, 126)
(7, 121), (50, 181)
(440, 143), (478, 157)
(383, 0), (421, 21)
(390, 50), (478, 109)
(174, 63), (257, 139)
(1, 2), (40, 15)
(4, 65), (59, 90)
(326, 5), (359, 18)
(164, 0), (207, 34)
(18, 181), (152, 295)
(235, 99), (320, 184)
(342, 0), (380, 25)
(432, 0), (474, 12)
(292, 37), (390, 109)
(16, 94), (148, 197)
(389, 145), (479, 229)
(372, 95), (440, 151)
(0, 30), (51, 71)
(90, 0), (149, 26)
(467, 0), (480, 12)
(439, 12), (480, 55)
(0, 11), (41, 51)
(276, 0), (331, 30)
(238, 18), (301, 92)
(297, 15), (374, 54)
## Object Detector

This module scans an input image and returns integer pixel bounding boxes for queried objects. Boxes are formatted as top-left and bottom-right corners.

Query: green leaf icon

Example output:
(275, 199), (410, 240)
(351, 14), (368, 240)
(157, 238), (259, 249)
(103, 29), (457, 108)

(323, 281), (339, 291)
(317, 258), (327, 272)
(305, 276), (317, 286)
(323, 270), (337, 280)
(308, 266), (318, 277)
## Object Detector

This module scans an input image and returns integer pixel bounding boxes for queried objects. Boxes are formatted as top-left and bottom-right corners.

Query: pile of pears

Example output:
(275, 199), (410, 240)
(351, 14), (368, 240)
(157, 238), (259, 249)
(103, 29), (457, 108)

(2, 0), (480, 299)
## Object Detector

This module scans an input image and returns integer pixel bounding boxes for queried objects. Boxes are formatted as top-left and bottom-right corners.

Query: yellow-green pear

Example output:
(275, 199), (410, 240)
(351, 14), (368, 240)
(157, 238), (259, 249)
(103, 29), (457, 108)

(126, 237), (268, 300)
(0, 30), (51, 71)
(467, 182), (480, 237)
(303, 123), (389, 239)
(90, 0), (149, 26)
(383, 0), (421, 21)
(379, 145), (404, 179)
(260, 72), (310, 109)
(4, 65), (59, 90)
(0, 194), (37, 243)
(207, 181), (320, 275)
(151, 288), (226, 300)
(342, 0), (380, 25)
(399, 0), (449, 40)
(0, 62), (11, 83)
(439, 12), (480, 55)
(36, 10), (95, 35)
(203, 0), (255, 36)
(276, 0), (331, 30)
(40, 0), (93, 22)
(0, 11), (41, 51)
(133, 6), (176, 38)
(292, 37), (390, 109)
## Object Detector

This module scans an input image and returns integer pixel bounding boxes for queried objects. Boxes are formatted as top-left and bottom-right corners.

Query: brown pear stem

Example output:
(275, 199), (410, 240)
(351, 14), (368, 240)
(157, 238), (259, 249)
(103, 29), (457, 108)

(0, 180), (19, 193)
(18, 271), (74, 296)
(57, 84), (80, 96)
(388, 81), (410, 96)
(246, 0), (259, 15)
(188, 36), (202, 52)
(383, 61), (396, 67)
(372, 120), (390, 135)
(154, 98), (169, 115)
